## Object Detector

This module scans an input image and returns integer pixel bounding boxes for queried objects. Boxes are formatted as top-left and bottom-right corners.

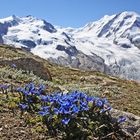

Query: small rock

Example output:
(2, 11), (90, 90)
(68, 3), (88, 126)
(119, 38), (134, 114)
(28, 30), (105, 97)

(4, 125), (8, 128)
(20, 130), (25, 133)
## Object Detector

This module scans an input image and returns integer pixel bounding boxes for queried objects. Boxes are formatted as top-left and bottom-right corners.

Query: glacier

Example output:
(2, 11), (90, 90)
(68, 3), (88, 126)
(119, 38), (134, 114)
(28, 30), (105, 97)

(0, 12), (140, 81)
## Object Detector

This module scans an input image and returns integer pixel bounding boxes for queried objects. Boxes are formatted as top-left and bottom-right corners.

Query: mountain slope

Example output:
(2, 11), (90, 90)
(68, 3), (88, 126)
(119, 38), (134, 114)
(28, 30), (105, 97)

(0, 45), (140, 139)
(0, 12), (140, 81)
(0, 45), (140, 116)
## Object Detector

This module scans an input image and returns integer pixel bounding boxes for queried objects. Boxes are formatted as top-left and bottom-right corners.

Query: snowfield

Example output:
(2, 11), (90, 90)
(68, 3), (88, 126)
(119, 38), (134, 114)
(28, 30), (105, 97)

(0, 12), (140, 81)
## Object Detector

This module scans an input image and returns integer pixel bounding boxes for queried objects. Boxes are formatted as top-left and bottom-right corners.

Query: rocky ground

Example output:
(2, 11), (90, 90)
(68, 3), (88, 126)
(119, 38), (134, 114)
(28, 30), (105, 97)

(0, 107), (140, 140)
(0, 45), (140, 139)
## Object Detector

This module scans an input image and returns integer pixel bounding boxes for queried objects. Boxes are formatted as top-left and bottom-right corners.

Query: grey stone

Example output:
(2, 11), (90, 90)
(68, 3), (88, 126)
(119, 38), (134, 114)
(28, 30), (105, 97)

(111, 109), (140, 137)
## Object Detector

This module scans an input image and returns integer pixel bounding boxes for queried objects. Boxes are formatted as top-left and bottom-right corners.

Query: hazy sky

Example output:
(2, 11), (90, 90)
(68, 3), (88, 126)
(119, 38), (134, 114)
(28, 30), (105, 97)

(0, 0), (139, 27)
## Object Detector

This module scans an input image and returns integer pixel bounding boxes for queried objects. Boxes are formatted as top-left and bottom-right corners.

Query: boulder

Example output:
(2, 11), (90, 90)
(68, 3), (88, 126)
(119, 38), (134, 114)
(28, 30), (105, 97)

(111, 109), (140, 139)
(0, 58), (52, 81)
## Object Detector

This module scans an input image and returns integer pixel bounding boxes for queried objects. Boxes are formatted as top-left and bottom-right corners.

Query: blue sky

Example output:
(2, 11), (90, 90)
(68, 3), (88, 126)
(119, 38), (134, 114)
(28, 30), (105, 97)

(0, 0), (139, 27)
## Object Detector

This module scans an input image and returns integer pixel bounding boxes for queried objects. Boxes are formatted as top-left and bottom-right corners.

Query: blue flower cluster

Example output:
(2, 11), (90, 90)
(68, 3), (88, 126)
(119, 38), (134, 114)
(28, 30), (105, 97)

(15, 83), (113, 125)
(16, 82), (46, 110)
(16, 82), (45, 96)
(6, 82), (125, 127)
(0, 84), (11, 96)
(0, 84), (10, 90)
(38, 91), (112, 125)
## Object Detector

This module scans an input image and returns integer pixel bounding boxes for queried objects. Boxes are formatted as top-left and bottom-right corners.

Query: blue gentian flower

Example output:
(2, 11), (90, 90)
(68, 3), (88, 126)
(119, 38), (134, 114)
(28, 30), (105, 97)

(25, 83), (35, 92)
(61, 101), (71, 108)
(31, 90), (40, 95)
(38, 111), (49, 116)
(16, 87), (22, 92)
(41, 95), (49, 102)
(102, 98), (108, 104)
(38, 84), (45, 91)
(27, 98), (33, 103)
(1, 85), (9, 90)
(23, 90), (29, 96)
(72, 105), (79, 113)
(117, 116), (126, 123)
(81, 102), (88, 106)
(81, 105), (89, 111)
(41, 106), (50, 111)
(29, 83), (35, 91)
(96, 100), (103, 107)
(49, 96), (54, 102)
(100, 106), (112, 113)
(11, 64), (17, 68)
(64, 109), (72, 114)
(86, 96), (95, 102)
(72, 98), (78, 103)
(61, 118), (70, 125)
(79, 92), (87, 99)
(19, 103), (28, 110)
(59, 107), (65, 114)
(53, 108), (59, 115)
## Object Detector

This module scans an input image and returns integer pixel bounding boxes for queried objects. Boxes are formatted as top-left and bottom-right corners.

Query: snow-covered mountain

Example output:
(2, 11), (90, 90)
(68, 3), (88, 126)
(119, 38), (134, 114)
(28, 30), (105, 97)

(0, 12), (140, 81)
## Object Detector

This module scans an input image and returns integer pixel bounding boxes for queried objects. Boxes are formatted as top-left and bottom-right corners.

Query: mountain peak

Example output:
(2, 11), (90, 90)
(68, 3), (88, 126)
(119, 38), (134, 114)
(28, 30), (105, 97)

(0, 15), (20, 24)
(118, 11), (139, 16)
(76, 11), (140, 38)
(21, 15), (38, 21)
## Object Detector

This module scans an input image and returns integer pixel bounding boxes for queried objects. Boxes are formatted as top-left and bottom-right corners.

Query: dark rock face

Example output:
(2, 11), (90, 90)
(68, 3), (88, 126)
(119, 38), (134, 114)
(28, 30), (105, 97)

(37, 39), (53, 45)
(0, 35), (3, 44)
(0, 58), (52, 81)
(42, 20), (57, 33)
(5, 19), (19, 27)
(97, 14), (120, 37)
(65, 46), (78, 56)
(133, 20), (140, 28)
(0, 23), (9, 35)
(0, 18), (19, 35)
(132, 37), (140, 49)
(56, 45), (65, 51)
(56, 45), (78, 56)
(41, 40), (53, 45)
(62, 32), (71, 41)
(48, 51), (107, 73)
(19, 40), (36, 48)
(121, 44), (131, 48)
